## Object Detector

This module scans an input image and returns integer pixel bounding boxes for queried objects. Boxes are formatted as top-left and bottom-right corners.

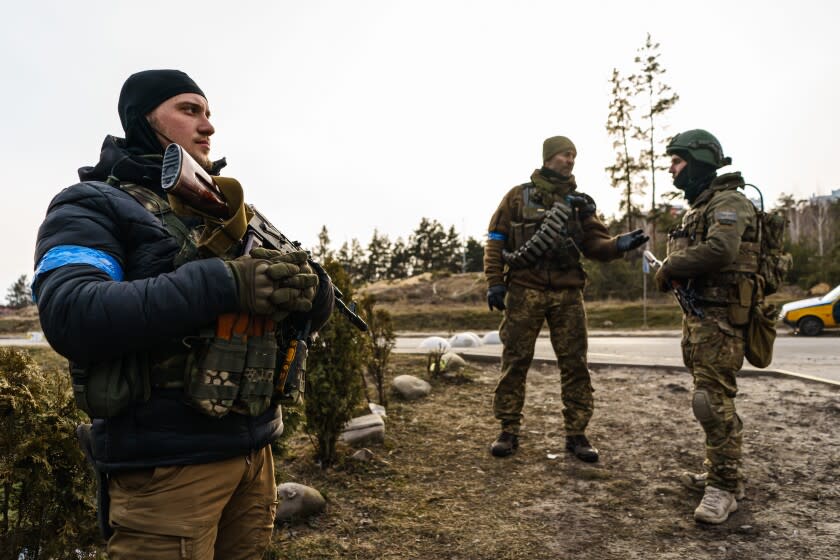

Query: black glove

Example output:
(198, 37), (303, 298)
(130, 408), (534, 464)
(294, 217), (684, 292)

(290, 260), (336, 333)
(616, 229), (649, 252)
(487, 285), (507, 311)
(568, 193), (597, 220)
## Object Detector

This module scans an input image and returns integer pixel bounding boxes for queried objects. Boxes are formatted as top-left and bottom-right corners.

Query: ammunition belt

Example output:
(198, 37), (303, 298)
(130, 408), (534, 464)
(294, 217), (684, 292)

(503, 201), (571, 269)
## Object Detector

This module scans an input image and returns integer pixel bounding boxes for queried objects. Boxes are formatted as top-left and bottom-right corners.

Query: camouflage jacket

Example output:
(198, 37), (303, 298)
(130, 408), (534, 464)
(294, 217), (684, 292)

(664, 172), (759, 300)
(484, 171), (620, 290)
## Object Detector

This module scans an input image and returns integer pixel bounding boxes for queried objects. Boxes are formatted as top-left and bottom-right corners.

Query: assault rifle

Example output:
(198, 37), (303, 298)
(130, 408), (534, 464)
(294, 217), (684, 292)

(160, 142), (368, 332)
(643, 250), (705, 319)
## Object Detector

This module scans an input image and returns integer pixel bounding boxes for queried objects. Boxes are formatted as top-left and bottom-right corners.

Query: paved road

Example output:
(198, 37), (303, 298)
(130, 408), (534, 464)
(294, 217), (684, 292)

(396, 332), (840, 386)
(6, 331), (838, 385)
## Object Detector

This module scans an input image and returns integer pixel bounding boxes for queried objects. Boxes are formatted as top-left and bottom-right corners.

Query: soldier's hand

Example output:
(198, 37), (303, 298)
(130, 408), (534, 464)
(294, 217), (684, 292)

(251, 248), (309, 266)
(269, 286), (314, 320)
(487, 285), (507, 311)
(226, 256), (274, 315)
(654, 266), (672, 293)
(568, 193), (597, 220)
(250, 248), (310, 278)
(616, 229), (649, 252)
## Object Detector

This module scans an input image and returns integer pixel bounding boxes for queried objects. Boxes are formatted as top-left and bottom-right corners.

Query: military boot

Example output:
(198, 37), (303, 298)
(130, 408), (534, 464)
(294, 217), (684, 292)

(489, 431), (519, 457)
(679, 471), (745, 500)
(694, 485), (738, 524)
(565, 434), (599, 463)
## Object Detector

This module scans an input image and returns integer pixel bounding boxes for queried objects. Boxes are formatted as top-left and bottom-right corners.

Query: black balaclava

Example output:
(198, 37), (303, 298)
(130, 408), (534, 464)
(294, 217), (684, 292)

(118, 69), (206, 156)
(672, 152), (717, 204)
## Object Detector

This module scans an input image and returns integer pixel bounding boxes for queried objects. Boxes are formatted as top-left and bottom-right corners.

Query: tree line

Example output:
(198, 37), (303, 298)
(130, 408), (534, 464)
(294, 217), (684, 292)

(308, 193), (840, 300)
(6, 194), (839, 310)
(310, 218), (485, 286)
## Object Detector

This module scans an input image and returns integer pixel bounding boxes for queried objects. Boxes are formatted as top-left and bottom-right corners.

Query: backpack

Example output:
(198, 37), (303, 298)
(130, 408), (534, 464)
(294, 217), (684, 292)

(744, 184), (793, 296)
(741, 184), (791, 368)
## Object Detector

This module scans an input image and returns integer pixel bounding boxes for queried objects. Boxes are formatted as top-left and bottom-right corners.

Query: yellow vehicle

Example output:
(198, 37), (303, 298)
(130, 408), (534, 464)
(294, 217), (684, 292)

(779, 284), (840, 336)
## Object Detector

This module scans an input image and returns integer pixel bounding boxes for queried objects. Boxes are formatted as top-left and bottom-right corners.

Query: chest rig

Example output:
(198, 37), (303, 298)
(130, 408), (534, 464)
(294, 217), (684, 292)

(117, 182), (281, 418)
(667, 188), (760, 323)
(504, 183), (584, 270)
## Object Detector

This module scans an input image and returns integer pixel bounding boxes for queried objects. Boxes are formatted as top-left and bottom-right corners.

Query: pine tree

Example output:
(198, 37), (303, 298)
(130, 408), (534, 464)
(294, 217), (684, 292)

(5, 274), (32, 309)
(365, 229), (392, 283)
(313, 225), (333, 262)
(387, 238), (411, 279)
(605, 68), (646, 231)
(443, 225), (463, 273)
(335, 239), (366, 285)
(349, 239), (365, 284)
(630, 33), (679, 245)
(464, 237), (485, 272)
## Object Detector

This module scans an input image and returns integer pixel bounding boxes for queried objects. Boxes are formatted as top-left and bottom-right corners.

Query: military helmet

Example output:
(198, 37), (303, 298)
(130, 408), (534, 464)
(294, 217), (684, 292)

(666, 129), (732, 169)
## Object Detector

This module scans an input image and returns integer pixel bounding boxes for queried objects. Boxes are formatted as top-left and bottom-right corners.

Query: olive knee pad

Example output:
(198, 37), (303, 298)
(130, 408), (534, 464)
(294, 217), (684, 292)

(691, 389), (721, 425)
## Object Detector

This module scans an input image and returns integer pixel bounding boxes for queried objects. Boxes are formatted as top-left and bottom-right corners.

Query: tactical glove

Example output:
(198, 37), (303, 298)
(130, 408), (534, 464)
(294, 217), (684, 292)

(269, 287), (315, 322)
(226, 256), (274, 315)
(487, 285), (507, 311)
(616, 229), (649, 253)
(249, 247), (303, 279)
(568, 193), (597, 220)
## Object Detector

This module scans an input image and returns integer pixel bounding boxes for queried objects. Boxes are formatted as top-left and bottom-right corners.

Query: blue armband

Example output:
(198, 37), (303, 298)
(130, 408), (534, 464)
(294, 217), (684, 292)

(487, 231), (507, 241)
(32, 245), (124, 301)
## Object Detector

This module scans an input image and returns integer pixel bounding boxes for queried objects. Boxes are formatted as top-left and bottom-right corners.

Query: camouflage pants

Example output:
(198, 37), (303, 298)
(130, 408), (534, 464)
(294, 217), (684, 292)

(493, 285), (593, 435)
(682, 307), (745, 493)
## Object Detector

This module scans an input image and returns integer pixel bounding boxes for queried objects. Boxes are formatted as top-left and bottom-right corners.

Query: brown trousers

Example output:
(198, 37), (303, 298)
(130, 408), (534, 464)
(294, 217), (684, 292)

(107, 446), (278, 559)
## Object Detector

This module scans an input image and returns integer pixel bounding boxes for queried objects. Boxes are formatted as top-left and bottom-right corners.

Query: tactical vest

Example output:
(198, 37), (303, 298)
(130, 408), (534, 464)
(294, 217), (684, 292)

(667, 188), (760, 325)
(506, 183), (584, 271)
(71, 181), (279, 419)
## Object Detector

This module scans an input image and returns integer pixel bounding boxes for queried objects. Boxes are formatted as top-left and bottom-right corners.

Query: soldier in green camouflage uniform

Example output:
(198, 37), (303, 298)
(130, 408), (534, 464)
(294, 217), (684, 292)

(484, 136), (649, 462)
(656, 129), (759, 524)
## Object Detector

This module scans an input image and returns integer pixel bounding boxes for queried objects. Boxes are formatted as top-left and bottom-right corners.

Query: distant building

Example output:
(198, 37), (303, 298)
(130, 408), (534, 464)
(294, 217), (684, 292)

(810, 189), (840, 204)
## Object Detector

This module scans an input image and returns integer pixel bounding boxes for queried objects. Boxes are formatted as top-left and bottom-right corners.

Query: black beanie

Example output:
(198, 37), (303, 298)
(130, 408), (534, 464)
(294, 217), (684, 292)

(118, 69), (206, 155)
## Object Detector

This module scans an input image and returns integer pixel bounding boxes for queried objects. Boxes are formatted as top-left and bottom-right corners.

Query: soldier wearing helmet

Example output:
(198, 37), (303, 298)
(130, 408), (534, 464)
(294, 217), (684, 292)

(656, 129), (759, 524)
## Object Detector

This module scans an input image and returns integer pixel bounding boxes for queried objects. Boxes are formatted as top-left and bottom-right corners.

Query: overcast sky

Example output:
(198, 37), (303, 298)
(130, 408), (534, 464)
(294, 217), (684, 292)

(2, 0), (839, 296)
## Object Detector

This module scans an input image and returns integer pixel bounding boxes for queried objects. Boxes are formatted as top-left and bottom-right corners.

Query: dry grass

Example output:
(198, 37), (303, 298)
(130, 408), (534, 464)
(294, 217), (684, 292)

(270, 353), (840, 560)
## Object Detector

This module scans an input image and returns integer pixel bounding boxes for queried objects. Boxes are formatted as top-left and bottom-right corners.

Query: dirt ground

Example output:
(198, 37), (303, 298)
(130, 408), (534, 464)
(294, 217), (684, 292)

(273, 354), (840, 560)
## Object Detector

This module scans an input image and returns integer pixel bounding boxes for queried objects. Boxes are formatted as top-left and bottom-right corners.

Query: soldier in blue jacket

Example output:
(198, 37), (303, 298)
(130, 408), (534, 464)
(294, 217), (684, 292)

(33, 69), (332, 558)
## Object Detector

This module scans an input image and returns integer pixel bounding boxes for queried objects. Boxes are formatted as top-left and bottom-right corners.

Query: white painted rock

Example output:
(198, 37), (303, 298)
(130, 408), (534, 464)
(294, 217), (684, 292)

(392, 374), (432, 400)
(481, 331), (502, 345)
(448, 332), (482, 348)
(418, 336), (451, 353)
(440, 351), (467, 372)
(339, 413), (385, 445)
(275, 483), (326, 520)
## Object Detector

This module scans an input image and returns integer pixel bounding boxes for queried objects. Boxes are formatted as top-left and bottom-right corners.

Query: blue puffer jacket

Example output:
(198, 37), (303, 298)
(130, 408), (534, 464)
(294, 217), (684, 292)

(33, 137), (283, 471)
